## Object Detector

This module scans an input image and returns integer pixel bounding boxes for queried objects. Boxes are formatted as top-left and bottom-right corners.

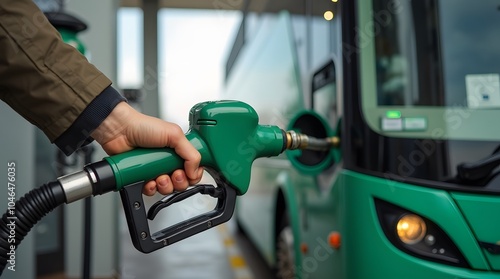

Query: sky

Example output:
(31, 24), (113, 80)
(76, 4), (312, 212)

(117, 8), (242, 129)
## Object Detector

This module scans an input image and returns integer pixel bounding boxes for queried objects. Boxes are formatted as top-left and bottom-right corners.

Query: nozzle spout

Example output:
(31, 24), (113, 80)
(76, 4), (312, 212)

(285, 130), (339, 151)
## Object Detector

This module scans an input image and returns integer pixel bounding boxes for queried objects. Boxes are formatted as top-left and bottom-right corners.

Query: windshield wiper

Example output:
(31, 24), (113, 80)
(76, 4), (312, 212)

(456, 149), (500, 185)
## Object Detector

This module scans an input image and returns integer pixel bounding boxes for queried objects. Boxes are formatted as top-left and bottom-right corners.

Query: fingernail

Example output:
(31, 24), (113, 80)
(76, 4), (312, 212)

(158, 178), (168, 187)
(174, 174), (184, 183)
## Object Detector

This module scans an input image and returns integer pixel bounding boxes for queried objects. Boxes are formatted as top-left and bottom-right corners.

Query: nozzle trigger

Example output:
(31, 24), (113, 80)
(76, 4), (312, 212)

(147, 184), (224, 220)
(119, 180), (237, 253)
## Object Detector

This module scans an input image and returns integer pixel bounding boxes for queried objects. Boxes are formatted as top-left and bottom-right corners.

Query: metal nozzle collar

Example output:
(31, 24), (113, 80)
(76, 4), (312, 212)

(58, 170), (93, 203)
(286, 130), (309, 150)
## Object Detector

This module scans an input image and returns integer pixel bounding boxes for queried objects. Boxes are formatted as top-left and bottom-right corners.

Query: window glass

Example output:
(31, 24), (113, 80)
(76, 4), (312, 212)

(359, 0), (500, 141)
(158, 9), (240, 128)
(117, 8), (143, 89)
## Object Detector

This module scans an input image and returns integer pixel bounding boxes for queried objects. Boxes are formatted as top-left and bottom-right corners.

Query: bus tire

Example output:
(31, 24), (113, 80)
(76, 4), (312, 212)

(276, 210), (296, 279)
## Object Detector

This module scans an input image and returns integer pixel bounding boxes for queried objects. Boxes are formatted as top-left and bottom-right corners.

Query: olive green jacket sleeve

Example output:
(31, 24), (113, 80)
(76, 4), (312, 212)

(0, 0), (112, 142)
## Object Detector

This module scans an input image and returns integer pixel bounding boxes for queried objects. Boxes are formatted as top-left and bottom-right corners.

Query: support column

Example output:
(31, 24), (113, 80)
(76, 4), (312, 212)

(142, 0), (160, 118)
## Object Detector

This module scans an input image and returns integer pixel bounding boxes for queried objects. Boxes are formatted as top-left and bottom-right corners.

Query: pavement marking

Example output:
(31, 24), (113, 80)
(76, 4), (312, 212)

(218, 224), (254, 279)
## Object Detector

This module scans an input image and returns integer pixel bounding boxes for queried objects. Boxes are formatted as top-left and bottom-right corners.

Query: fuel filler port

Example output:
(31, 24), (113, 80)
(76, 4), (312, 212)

(285, 110), (340, 175)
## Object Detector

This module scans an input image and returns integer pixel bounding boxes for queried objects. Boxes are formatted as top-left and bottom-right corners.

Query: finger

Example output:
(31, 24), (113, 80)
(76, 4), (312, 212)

(142, 180), (157, 196)
(167, 129), (202, 181)
(171, 169), (189, 192)
(127, 120), (201, 180)
(187, 167), (204, 185)
(156, 175), (174, 195)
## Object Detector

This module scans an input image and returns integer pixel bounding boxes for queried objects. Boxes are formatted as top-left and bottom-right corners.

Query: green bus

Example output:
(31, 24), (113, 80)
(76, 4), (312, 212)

(223, 0), (500, 278)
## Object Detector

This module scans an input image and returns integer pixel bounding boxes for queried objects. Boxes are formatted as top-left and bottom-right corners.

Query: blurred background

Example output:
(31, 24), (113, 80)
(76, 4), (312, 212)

(2, 1), (500, 279)
(0, 0), (338, 278)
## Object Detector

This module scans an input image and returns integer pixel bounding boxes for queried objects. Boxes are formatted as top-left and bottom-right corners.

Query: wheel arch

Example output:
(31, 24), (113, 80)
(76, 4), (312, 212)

(273, 172), (303, 278)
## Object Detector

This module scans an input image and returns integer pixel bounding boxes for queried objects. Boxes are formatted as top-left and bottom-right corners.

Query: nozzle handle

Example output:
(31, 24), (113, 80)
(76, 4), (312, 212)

(104, 131), (211, 191)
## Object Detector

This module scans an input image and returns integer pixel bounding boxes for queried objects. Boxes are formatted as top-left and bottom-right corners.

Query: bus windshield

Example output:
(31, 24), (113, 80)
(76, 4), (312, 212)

(358, 0), (500, 141)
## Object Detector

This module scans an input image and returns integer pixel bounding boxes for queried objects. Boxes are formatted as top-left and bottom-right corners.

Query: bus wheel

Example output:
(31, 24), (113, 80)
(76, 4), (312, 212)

(276, 215), (295, 279)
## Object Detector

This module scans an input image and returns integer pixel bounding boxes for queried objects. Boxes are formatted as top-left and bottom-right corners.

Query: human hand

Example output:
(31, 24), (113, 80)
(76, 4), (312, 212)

(90, 102), (203, 196)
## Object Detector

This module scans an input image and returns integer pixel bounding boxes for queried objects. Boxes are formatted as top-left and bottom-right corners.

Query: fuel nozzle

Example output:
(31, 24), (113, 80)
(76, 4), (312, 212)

(285, 130), (340, 151)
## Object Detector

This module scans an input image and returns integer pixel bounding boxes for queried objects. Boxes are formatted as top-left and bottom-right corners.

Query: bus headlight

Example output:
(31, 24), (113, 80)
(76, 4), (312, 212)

(375, 198), (469, 268)
(397, 214), (426, 244)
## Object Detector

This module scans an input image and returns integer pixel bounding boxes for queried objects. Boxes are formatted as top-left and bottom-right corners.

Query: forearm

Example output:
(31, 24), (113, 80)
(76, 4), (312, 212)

(55, 86), (126, 155)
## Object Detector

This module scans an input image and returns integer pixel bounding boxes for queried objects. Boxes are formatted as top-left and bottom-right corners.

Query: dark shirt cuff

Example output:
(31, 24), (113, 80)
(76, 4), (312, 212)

(54, 86), (126, 156)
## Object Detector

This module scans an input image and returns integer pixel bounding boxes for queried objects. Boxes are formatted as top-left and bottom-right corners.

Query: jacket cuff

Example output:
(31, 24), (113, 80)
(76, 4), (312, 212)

(54, 86), (126, 155)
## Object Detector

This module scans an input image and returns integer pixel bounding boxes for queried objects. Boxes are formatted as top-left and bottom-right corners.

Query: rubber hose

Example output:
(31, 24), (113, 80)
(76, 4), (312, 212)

(0, 181), (66, 275)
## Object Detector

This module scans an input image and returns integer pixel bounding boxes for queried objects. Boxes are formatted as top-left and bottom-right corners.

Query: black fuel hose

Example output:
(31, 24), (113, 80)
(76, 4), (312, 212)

(0, 181), (66, 276)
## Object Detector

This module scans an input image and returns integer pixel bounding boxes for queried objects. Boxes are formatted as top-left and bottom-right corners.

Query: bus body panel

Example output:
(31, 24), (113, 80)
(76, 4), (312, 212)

(237, 162), (283, 264)
(298, 170), (499, 278)
(451, 193), (500, 270)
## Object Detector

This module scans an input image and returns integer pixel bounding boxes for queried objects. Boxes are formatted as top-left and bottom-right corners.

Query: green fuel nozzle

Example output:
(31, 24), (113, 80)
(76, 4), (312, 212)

(56, 100), (338, 253)
(103, 100), (288, 196)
